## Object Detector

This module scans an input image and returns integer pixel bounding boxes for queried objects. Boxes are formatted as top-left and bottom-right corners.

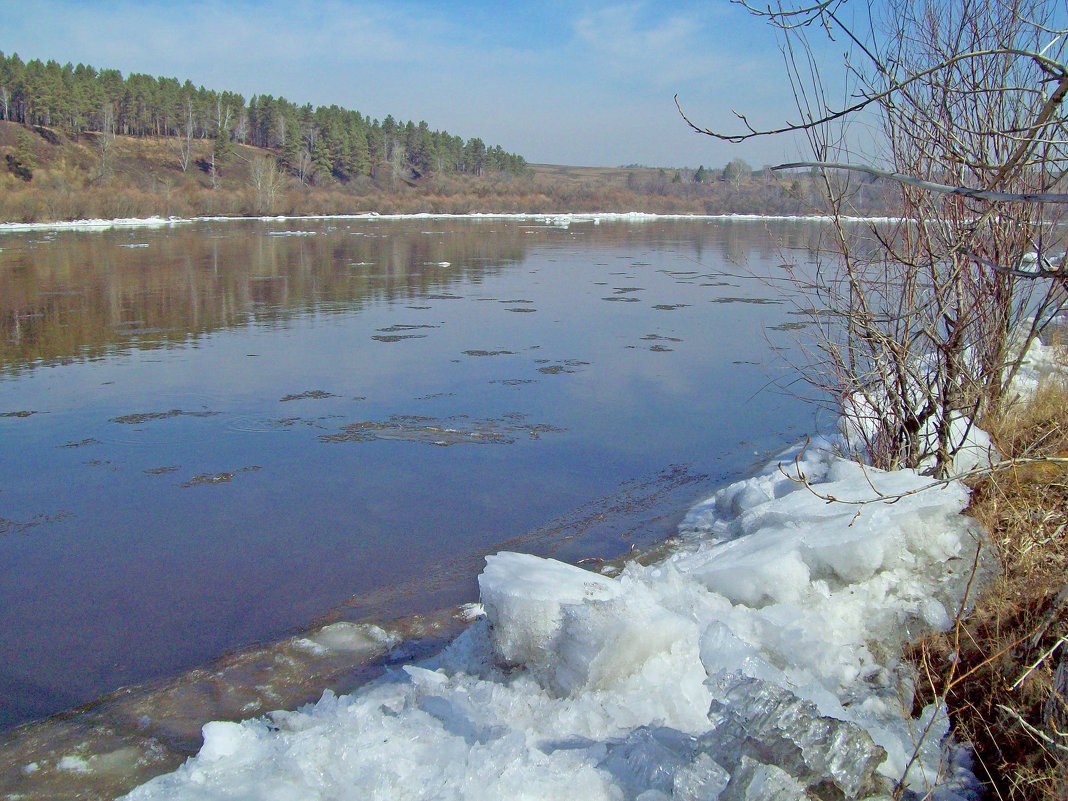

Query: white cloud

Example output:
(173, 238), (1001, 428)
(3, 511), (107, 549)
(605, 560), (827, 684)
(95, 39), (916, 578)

(571, 3), (722, 86)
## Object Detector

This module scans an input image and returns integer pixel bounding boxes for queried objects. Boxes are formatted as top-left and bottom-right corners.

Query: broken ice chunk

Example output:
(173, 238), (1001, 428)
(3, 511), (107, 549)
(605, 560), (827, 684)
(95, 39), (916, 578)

(478, 552), (622, 667)
(673, 753), (731, 801)
(700, 676), (888, 801)
(720, 756), (806, 801)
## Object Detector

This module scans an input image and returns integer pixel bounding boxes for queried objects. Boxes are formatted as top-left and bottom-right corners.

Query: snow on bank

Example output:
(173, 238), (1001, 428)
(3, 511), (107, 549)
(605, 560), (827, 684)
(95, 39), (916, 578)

(122, 437), (989, 801)
(0, 216), (191, 233)
(0, 211), (903, 234)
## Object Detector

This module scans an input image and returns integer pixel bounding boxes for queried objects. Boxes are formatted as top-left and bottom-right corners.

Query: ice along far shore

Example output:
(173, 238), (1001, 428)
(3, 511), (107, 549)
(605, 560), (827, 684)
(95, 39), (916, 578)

(0, 210), (910, 235)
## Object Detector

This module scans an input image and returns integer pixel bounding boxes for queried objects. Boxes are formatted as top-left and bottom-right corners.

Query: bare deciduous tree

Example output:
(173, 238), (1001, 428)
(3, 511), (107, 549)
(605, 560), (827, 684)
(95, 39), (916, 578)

(295, 147), (314, 187)
(249, 155), (285, 214)
(174, 98), (195, 173)
(97, 102), (116, 177)
(680, 0), (1068, 478)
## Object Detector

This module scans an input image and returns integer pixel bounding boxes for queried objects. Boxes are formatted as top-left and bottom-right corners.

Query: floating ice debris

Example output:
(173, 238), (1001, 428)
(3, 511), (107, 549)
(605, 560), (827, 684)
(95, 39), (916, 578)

(0, 216), (188, 233)
(110, 409), (220, 424)
(179, 467), (260, 488)
(292, 623), (397, 656)
(278, 389), (338, 402)
(318, 414), (564, 446)
(57, 756), (89, 773)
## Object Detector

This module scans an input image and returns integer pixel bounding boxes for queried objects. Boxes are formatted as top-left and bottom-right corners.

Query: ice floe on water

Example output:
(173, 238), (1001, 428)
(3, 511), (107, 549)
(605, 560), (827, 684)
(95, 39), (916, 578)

(122, 429), (994, 801)
(0, 216), (190, 232)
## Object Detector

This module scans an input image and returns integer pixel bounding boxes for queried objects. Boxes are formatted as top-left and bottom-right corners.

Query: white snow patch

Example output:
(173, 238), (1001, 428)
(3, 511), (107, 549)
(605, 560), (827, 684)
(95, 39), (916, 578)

(0, 216), (188, 233)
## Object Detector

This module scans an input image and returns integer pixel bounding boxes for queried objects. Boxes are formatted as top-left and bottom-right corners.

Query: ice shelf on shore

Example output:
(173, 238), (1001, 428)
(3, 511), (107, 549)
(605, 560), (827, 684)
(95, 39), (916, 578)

(0, 215), (190, 232)
(121, 433), (994, 801)
(0, 211), (906, 235)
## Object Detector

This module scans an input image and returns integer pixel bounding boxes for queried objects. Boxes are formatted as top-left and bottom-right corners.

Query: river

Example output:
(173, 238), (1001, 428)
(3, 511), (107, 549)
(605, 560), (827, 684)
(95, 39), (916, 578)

(0, 215), (822, 768)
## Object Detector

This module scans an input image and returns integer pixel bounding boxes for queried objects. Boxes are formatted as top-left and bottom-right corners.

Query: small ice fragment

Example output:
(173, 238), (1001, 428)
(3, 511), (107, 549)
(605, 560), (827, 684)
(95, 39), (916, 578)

(198, 721), (256, 762)
(292, 638), (328, 655)
(402, 664), (449, 688)
(87, 747), (143, 775)
(57, 755), (89, 773)
(922, 598), (952, 630)
(295, 622), (396, 654)
(673, 753), (731, 801)
(459, 602), (485, 620)
(721, 756), (806, 801)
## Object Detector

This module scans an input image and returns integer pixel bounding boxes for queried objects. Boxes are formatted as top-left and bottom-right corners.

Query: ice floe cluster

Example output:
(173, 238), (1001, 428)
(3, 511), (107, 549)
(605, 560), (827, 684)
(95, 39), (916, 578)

(0, 216), (189, 232)
(123, 434), (993, 801)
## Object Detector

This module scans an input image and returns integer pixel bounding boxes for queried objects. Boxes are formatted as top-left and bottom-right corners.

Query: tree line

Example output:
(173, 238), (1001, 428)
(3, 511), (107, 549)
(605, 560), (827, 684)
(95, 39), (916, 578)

(0, 52), (528, 183)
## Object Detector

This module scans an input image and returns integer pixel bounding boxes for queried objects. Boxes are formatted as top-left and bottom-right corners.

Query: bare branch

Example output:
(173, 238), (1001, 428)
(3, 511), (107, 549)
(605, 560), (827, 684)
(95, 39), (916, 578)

(677, 47), (1068, 144)
(772, 161), (1068, 202)
(778, 454), (1068, 509)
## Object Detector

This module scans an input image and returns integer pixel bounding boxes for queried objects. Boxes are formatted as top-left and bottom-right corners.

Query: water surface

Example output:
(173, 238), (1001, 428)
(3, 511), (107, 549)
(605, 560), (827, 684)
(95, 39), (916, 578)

(0, 216), (821, 734)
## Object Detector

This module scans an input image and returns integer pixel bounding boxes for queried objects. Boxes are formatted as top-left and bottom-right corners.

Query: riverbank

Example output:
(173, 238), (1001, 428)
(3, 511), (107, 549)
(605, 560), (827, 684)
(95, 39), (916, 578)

(115, 439), (990, 800)
(108, 331), (1064, 801)
(910, 339), (1068, 801)
(0, 123), (894, 223)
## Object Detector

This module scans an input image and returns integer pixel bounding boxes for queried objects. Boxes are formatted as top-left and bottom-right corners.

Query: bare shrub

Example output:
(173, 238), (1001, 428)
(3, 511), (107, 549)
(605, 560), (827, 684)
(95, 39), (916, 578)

(683, 0), (1068, 477)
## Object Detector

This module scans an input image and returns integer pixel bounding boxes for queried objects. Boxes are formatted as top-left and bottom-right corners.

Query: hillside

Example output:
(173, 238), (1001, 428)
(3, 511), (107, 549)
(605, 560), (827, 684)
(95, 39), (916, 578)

(0, 121), (897, 223)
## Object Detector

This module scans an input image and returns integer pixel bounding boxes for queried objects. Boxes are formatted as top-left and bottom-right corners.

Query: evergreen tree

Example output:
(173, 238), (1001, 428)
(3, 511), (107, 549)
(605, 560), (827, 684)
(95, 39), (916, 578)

(0, 50), (529, 179)
(213, 126), (233, 165)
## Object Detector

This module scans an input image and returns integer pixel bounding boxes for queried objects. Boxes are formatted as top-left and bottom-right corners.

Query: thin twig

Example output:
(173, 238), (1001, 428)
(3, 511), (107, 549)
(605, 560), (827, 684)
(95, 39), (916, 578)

(996, 704), (1068, 753)
(1010, 636), (1067, 690)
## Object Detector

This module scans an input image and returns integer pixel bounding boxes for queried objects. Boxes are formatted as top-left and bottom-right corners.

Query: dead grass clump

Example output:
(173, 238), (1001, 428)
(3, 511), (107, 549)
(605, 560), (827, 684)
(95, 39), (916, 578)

(910, 365), (1068, 800)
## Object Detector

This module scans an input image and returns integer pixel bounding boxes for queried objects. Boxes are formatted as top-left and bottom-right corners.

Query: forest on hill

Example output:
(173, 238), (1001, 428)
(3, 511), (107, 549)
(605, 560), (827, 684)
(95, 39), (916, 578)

(0, 52), (527, 184)
(0, 52), (895, 222)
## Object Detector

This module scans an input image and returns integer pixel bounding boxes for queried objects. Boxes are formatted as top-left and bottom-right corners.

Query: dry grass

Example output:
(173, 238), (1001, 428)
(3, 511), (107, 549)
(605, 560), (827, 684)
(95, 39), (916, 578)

(909, 340), (1068, 800)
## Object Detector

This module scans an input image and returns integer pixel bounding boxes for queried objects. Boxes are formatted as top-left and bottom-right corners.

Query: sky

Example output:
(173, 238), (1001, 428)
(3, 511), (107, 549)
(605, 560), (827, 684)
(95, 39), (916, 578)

(0, 0), (850, 169)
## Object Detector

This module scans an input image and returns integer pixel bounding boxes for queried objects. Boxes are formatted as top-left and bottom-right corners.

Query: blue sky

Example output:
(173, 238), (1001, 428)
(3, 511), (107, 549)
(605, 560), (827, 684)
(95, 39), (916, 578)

(0, 0), (839, 168)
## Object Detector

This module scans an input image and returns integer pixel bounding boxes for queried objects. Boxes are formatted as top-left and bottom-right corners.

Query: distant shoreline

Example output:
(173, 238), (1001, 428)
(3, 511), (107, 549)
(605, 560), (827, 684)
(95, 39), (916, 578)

(0, 210), (907, 234)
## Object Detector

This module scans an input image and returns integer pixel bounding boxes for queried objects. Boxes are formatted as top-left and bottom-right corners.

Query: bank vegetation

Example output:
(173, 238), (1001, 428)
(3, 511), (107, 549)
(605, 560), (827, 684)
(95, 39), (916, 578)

(0, 120), (897, 223)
